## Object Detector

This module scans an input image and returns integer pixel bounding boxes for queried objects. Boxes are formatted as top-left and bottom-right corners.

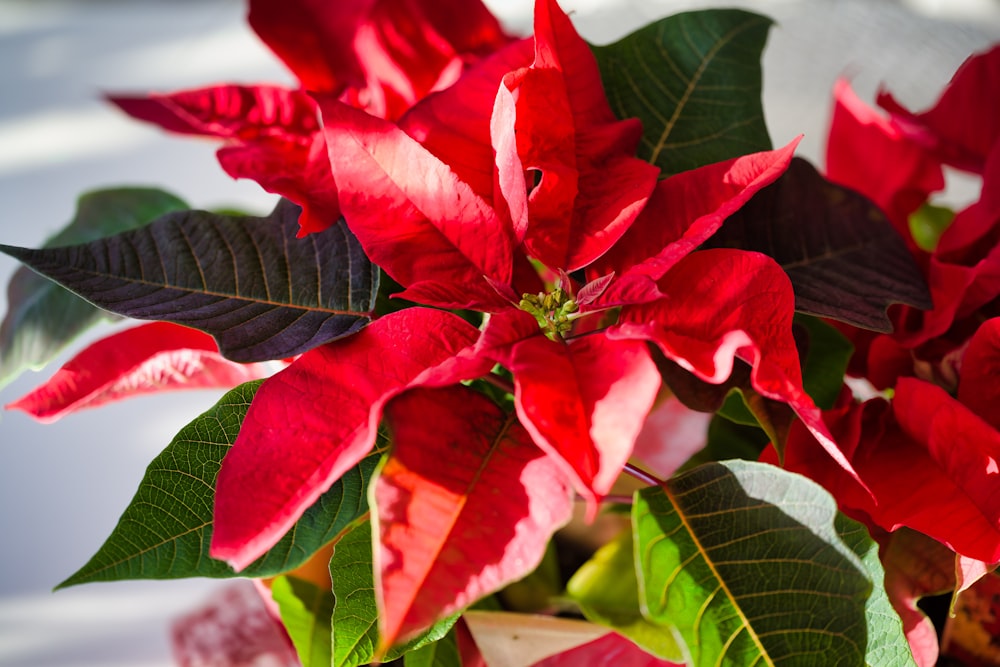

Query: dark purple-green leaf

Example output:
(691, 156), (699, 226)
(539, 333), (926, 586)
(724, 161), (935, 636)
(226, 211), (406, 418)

(706, 158), (932, 332)
(0, 199), (377, 362)
(0, 187), (189, 390)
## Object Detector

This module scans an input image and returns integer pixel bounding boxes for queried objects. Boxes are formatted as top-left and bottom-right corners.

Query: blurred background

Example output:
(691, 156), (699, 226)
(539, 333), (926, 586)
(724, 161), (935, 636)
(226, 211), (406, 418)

(0, 0), (998, 664)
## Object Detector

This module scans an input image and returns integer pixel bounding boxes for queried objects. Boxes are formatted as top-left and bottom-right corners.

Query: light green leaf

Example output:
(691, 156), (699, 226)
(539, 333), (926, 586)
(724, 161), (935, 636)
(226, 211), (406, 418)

(567, 528), (684, 661)
(59, 381), (378, 587)
(0, 187), (188, 390)
(593, 9), (772, 176)
(403, 628), (462, 667)
(908, 203), (954, 252)
(272, 575), (335, 667)
(634, 460), (914, 666)
(330, 519), (458, 667)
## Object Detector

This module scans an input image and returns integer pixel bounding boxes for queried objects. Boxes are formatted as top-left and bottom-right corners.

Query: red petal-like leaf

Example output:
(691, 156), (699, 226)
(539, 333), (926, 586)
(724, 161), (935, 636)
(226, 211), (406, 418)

(826, 79), (944, 238)
(6, 322), (267, 423)
(492, 0), (658, 271)
(774, 379), (1000, 563)
(377, 385), (573, 646)
(531, 631), (683, 667)
(882, 529), (959, 667)
(958, 317), (1000, 430)
(400, 38), (535, 202)
(320, 100), (515, 310)
(216, 133), (341, 236)
(171, 582), (298, 667)
(249, 0), (510, 119)
(877, 45), (1000, 174)
(588, 140), (799, 307)
(484, 314), (660, 506)
(630, 394), (712, 480)
(108, 85), (319, 140)
(614, 248), (859, 479)
(211, 308), (492, 570)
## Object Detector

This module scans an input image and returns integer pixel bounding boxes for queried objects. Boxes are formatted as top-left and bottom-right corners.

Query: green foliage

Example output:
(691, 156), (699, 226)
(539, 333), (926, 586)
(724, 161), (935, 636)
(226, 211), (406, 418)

(59, 381), (378, 587)
(403, 629), (462, 667)
(271, 575), (336, 667)
(908, 203), (954, 252)
(633, 460), (914, 666)
(0, 187), (188, 391)
(593, 9), (772, 175)
(330, 519), (458, 667)
(567, 528), (684, 661)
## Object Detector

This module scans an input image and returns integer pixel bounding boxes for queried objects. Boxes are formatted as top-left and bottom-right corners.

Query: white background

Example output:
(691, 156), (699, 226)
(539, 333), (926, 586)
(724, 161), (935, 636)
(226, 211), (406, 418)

(1, 0), (998, 664)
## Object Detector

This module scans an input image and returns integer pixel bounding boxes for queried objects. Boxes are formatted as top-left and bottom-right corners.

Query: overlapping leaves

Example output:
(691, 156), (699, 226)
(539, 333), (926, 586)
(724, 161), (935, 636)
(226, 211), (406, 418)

(0, 188), (188, 391)
(59, 381), (378, 587)
(0, 198), (377, 363)
(633, 460), (914, 666)
(707, 158), (932, 332)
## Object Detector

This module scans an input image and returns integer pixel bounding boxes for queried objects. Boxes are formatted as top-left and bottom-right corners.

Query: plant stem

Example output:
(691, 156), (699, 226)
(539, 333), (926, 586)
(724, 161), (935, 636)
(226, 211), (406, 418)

(481, 373), (515, 395)
(623, 462), (665, 487)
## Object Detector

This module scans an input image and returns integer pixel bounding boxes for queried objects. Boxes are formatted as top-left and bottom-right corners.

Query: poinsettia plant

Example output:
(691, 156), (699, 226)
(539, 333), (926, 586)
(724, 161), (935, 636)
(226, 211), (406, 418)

(2, 0), (999, 665)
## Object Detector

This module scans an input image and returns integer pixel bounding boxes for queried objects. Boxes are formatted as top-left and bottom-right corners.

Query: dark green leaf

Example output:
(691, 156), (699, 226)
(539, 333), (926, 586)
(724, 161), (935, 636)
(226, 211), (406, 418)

(593, 9), (772, 175)
(634, 460), (914, 666)
(0, 187), (188, 390)
(59, 381), (377, 587)
(0, 198), (377, 362)
(795, 313), (853, 410)
(566, 528), (684, 661)
(272, 575), (335, 667)
(706, 158), (933, 332)
(682, 414), (769, 471)
(330, 519), (458, 667)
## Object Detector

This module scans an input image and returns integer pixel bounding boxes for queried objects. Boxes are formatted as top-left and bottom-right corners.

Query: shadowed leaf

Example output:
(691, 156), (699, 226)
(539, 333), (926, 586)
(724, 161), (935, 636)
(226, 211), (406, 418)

(58, 381), (378, 587)
(592, 9), (772, 176)
(634, 460), (914, 667)
(0, 198), (377, 363)
(0, 187), (188, 390)
(706, 158), (932, 332)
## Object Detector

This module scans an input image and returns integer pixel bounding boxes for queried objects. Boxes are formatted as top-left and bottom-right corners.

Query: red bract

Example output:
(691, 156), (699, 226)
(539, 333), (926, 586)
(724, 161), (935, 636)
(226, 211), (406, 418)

(877, 45), (1000, 175)
(109, 0), (512, 235)
(6, 322), (268, 423)
(211, 308), (493, 570)
(376, 385), (573, 646)
(767, 375), (1000, 564)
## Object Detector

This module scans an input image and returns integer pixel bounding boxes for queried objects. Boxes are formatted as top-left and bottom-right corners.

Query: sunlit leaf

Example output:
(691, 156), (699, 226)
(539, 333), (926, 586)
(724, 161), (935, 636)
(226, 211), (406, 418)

(271, 575), (335, 667)
(567, 528), (683, 661)
(0, 187), (188, 390)
(592, 9), (772, 175)
(376, 385), (574, 646)
(7, 322), (268, 423)
(0, 198), (377, 363)
(634, 460), (914, 666)
(58, 381), (377, 587)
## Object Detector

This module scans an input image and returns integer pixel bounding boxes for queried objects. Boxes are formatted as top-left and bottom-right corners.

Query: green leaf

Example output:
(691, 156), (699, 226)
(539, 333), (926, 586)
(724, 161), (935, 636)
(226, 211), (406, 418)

(0, 187), (188, 390)
(706, 158), (932, 332)
(795, 313), (853, 410)
(403, 628), (462, 667)
(593, 9), (772, 176)
(330, 518), (458, 667)
(567, 528), (684, 661)
(59, 381), (378, 587)
(0, 198), (377, 363)
(908, 203), (954, 252)
(272, 575), (335, 667)
(634, 460), (914, 666)
(682, 414), (769, 471)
